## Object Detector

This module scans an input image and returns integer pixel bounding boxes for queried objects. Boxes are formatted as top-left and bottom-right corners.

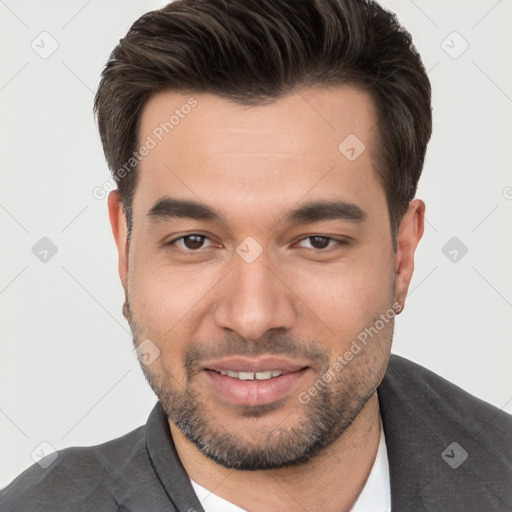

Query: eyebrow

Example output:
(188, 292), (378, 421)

(147, 197), (367, 226)
(286, 200), (367, 224)
(147, 197), (219, 222)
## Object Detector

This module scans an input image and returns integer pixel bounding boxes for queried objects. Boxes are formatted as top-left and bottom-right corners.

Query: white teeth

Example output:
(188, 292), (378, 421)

(255, 371), (272, 380)
(218, 370), (284, 380)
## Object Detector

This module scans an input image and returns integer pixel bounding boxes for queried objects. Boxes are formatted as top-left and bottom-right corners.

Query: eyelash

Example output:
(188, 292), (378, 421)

(167, 234), (348, 252)
(169, 234), (217, 251)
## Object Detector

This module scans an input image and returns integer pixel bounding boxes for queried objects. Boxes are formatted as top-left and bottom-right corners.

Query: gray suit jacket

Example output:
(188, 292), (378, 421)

(1, 355), (511, 511)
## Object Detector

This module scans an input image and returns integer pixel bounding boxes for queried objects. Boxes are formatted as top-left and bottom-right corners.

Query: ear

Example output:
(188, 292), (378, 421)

(393, 199), (425, 312)
(108, 190), (129, 290)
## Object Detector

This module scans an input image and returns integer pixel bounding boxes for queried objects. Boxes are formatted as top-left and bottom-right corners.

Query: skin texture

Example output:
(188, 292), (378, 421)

(108, 86), (424, 512)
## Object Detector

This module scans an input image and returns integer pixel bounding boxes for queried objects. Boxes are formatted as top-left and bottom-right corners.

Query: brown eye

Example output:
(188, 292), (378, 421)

(167, 233), (219, 256)
(182, 235), (206, 249)
(306, 236), (331, 249)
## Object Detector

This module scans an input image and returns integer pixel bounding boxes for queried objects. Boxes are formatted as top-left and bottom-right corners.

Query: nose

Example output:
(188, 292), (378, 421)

(213, 253), (298, 340)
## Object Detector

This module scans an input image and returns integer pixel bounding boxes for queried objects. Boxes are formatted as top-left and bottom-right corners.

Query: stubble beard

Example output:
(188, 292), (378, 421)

(124, 295), (393, 471)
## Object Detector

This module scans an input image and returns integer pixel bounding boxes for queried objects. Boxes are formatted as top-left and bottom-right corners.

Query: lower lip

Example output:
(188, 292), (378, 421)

(204, 368), (309, 407)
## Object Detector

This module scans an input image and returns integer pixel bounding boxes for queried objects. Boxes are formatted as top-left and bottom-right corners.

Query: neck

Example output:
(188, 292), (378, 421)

(170, 392), (382, 512)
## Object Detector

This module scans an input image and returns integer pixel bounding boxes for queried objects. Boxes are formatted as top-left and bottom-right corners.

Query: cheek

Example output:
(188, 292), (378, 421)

(285, 249), (395, 340)
(127, 246), (221, 339)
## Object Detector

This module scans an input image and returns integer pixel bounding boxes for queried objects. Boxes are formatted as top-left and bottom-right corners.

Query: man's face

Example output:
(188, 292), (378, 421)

(109, 86), (422, 469)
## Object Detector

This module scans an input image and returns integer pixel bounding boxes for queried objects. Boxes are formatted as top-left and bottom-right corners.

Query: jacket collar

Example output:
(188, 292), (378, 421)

(146, 403), (205, 512)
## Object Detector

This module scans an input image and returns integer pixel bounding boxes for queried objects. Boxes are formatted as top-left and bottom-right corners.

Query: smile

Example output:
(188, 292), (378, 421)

(216, 370), (284, 380)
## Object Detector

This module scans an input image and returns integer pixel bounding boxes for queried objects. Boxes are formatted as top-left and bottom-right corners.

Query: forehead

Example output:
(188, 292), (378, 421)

(134, 86), (384, 226)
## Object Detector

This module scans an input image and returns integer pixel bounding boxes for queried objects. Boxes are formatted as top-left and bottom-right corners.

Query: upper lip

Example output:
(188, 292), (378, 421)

(203, 356), (310, 374)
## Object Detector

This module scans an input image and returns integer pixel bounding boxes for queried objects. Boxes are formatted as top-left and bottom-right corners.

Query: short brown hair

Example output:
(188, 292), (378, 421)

(94, 0), (432, 235)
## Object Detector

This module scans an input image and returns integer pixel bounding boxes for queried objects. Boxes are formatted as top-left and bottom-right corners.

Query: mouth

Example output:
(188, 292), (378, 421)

(215, 369), (286, 380)
(201, 356), (311, 407)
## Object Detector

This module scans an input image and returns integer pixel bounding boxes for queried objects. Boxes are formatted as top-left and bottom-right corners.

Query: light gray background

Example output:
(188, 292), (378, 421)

(1, 0), (511, 488)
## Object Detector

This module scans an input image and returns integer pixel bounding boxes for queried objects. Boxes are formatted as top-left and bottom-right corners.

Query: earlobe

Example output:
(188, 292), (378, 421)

(107, 190), (129, 289)
(393, 199), (425, 311)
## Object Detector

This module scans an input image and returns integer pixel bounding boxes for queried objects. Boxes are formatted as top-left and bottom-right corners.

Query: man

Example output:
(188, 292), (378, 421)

(2, 0), (511, 510)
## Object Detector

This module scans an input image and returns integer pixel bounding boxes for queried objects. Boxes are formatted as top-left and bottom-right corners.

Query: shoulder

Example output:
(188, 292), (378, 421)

(382, 354), (512, 434)
(0, 425), (147, 512)
(380, 354), (512, 509)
